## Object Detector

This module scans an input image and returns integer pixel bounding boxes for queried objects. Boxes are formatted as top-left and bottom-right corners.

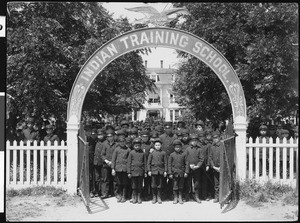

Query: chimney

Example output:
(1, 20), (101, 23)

(160, 60), (163, 68)
(145, 60), (147, 68)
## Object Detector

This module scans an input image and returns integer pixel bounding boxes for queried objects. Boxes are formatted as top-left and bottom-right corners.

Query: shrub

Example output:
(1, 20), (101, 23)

(239, 179), (298, 206)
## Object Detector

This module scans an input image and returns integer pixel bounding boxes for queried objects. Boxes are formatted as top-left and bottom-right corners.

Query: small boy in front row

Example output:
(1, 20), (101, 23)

(168, 139), (189, 204)
(147, 138), (168, 204)
(207, 131), (222, 203)
(127, 137), (147, 204)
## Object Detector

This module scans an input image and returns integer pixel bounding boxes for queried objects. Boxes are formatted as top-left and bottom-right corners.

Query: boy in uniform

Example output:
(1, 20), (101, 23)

(207, 131), (222, 203)
(127, 137), (147, 204)
(100, 129), (118, 198)
(168, 139), (189, 204)
(93, 129), (106, 197)
(184, 133), (205, 203)
(147, 138), (167, 204)
(111, 131), (131, 202)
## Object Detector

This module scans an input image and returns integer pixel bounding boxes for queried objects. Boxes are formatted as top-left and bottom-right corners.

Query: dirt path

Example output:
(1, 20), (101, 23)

(6, 195), (298, 221)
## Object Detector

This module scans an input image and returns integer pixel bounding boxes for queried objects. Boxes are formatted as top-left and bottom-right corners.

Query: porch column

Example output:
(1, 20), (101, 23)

(66, 115), (80, 195)
(165, 109), (170, 122)
(234, 116), (248, 181)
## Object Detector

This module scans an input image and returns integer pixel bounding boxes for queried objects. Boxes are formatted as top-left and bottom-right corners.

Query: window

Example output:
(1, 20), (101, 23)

(148, 74), (159, 82)
(170, 110), (173, 121)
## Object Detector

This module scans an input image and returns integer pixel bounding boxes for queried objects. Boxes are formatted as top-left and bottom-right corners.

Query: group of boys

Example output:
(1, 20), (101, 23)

(86, 119), (224, 204)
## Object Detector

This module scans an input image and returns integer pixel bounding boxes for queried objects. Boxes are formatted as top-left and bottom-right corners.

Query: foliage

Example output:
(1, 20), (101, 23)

(7, 2), (155, 125)
(171, 3), (298, 121)
(239, 179), (298, 207)
(6, 186), (67, 197)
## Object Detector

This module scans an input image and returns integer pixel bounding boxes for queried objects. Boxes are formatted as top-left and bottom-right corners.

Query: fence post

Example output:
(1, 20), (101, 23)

(234, 116), (248, 181)
(66, 115), (79, 195)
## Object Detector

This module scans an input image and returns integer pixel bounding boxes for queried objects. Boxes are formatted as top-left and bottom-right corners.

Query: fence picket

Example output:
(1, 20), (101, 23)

(6, 141), (10, 183)
(282, 138), (287, 181)
(275, 138), (280, 181)
(255, 142), (259, 179)
(26, 147), (30, 184)
(33, 149), (37, 184)
(40, 149), (44, 185)
(249, 137), (253, 179)
(269, 137), (273, 180)
(262, 137), (267, 181)
(54, 149), (58, 185)
(13, 149), (17, 184)
(20, 150), (24, 184)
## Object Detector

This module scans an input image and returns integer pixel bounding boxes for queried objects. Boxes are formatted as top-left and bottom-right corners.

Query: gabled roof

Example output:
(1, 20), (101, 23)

(146, 68), (176, 84)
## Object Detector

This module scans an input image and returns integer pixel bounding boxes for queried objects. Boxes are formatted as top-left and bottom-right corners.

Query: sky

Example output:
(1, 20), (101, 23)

(102, 2), (181, 69)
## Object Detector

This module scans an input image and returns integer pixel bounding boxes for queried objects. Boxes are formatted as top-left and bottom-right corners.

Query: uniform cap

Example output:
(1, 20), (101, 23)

(132, 137), (142, 144)
(140, 129), (150, 136)
(91, 128), (97, 134)
(259, 125), (268, 130)
(45, 124), (54, 130)
(105, 125), (115, 131)
(173, 139), (182, 146)
(212, 130), (221, 137)
(181, 128), (190, 135)
(153, 138), (162, 144)
(121, 120), (129, 126)
(150, 131), (159, 138)
(205, 128), (213, 134)
(196, 120), (204, 126)
(106, 129), (115, 135)
(155, 125), (164, 132)
(176, 130), (182, 136)
(197, 130), (206, 137)
(129, 127), (138, 134)
(281, 129), (289, 134)
(190, 133), (199, 140)
(116, 129), (126, 136)
(97, 129), (106, 135)
(125, 137), (132, 143)
(164, 122), (172, 127)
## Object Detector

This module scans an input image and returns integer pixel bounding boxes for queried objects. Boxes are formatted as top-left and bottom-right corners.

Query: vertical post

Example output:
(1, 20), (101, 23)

(234, 116), (247, 181)
(66, 115), (79, 195)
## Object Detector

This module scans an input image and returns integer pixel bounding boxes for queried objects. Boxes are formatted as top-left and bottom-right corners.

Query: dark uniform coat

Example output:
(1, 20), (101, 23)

(93, 140), (105, 166)
(127, 149), (147, 177)
(141, 141), (152, 159)
(168, 150), (189, 177)
(23, 128), (40, 143)
(100, 140), (118, 162)
(184, 145), (205, 167)
(159, 133), (177, 157)
(208, 142), (222, 168)
(43, 134), (59, 145)
(147, 149), (167, 174)
(111, 145), (130, 172)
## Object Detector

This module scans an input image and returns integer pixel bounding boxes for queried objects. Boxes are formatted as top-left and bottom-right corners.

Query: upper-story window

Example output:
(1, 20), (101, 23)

(148, 74), (159, 82)
(170, 94), (179, 103)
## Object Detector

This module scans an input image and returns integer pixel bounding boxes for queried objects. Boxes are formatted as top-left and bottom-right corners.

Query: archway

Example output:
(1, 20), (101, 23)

(66, 27), (248, 194)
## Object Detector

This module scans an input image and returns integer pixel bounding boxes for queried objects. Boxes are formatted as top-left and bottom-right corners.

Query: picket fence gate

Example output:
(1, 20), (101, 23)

(6, 140), (68, 189)
(246, 137), (298, 187)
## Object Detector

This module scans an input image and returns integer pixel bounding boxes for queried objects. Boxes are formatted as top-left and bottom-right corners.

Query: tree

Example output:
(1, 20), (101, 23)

(7, 2), (155, 126)
(171, 3), (298, 122)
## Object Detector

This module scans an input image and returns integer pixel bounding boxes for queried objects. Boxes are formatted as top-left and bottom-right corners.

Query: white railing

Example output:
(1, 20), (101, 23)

(246, 137), (298, 187)
(6, 140), (68, 189)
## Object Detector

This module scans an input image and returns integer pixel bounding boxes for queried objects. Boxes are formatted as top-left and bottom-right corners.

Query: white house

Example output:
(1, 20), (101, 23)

(132, 60), (185, 122)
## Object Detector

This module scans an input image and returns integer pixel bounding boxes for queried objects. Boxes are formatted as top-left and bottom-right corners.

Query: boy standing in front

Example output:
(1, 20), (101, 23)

(147, 138), (167, 204)
(207, 131), (222, 203)
(168, 139), (189, 204)
(127, 137), (147, 204)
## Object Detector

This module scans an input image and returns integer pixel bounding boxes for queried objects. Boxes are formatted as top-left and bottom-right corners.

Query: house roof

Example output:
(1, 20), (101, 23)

(146, 68), (176, 84)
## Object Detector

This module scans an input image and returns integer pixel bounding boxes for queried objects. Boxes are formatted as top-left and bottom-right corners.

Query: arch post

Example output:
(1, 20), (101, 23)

(66, 115), (80, 194)
(234, 116), (248, 181)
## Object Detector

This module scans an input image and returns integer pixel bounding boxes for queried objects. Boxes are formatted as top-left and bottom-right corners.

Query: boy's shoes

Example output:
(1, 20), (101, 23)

(213, 198), (219, 203)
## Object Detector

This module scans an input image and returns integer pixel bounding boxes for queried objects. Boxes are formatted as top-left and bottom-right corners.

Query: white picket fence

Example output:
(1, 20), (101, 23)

(6, 140), (68, 189)
(246, 137), (298, 187)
